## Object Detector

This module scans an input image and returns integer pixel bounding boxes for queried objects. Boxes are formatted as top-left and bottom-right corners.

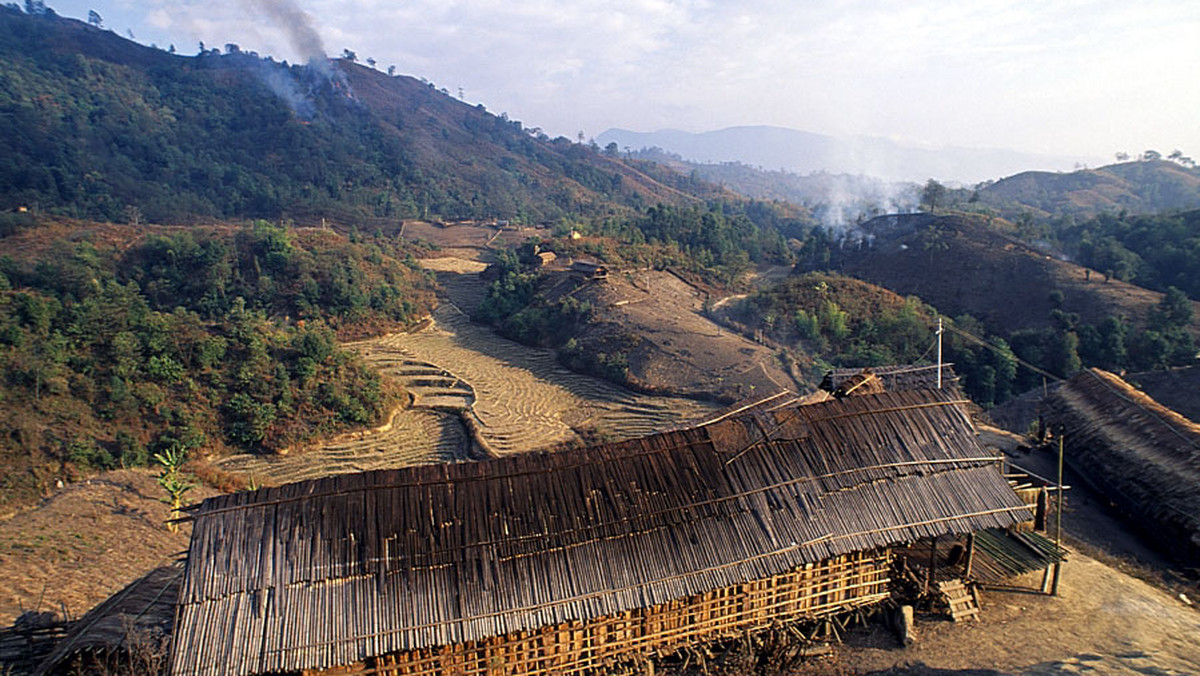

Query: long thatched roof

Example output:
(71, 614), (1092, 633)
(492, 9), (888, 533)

(171, 389), (1029, 676)
(1039, 368), (1200, 563)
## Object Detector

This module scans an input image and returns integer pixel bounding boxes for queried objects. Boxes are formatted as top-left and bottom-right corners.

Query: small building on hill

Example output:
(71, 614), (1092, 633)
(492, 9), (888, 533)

(169, 389), (1033, 676)
(570, 259), (608, 280)
(821, 364), (961, 398)
(1040, 368), (1200, 564)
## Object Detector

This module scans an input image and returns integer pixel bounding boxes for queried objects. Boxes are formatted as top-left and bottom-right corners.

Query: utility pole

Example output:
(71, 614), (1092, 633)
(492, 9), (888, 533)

(937, 317), (944, 389)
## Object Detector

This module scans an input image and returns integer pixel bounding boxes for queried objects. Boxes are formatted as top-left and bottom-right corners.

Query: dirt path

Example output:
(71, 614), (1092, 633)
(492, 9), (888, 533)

(844, 552), (1200, 675)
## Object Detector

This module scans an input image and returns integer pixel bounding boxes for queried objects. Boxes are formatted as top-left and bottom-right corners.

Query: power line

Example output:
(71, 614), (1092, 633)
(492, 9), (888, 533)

(941, 323), (1063, 382)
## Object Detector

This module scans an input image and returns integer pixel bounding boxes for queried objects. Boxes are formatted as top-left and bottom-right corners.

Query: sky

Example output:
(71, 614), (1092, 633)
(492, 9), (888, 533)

(45, 0), (1200, 161)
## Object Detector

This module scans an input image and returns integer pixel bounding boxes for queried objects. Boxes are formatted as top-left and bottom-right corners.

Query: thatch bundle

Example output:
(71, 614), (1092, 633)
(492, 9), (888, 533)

(1039, 368), (1200, 564)
(172, 389), (1028, 676)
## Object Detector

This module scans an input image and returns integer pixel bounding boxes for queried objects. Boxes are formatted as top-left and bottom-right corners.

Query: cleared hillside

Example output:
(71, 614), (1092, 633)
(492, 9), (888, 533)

(822, 213), (1200, 336)
(970, 160), (1200, 220)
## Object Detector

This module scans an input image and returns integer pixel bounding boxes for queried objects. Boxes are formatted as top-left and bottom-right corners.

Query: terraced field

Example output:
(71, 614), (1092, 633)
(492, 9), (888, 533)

(216, 408), (467, 486)
(217, 258), (716, 484)
(357, 292), (717, 455)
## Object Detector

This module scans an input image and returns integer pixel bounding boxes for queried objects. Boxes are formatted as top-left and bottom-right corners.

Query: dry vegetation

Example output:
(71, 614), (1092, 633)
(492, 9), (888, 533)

(556, 267), (804, 400)
(0, 469), (219, 627)
(832, 214), (1200, 335)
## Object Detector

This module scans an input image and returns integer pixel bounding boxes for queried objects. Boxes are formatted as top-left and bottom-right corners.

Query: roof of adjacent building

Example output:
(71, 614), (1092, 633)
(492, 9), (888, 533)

(1039, 368), (1200, 562)
(821, 364), (961, 398)
(35, 565), (182, 676)
(171, 388), (1029, 676)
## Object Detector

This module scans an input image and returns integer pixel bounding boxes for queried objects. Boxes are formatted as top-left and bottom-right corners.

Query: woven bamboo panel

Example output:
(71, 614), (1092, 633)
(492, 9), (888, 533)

(306, 551), (891, 676)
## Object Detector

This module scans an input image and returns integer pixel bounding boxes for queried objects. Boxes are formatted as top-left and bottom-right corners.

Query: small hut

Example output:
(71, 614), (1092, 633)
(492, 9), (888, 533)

(34, 565), (182, 675)
(1039, 368), (1200, 564)
(570, 260), (608, 280)
(170, 389), (1031, 676)
(821, 364), (960, 397)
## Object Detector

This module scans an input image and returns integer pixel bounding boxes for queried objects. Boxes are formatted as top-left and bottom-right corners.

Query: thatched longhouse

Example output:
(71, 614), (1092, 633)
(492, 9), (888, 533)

(171, 389), (1031, 676)
(1040, 368), (1200, 564)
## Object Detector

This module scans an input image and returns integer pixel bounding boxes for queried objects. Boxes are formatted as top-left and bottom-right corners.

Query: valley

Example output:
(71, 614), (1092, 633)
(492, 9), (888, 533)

(2, 8), (1199, 676)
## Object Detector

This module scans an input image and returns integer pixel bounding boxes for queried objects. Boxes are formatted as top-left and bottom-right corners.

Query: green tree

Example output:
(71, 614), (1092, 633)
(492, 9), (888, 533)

(921, 179), (946, 213)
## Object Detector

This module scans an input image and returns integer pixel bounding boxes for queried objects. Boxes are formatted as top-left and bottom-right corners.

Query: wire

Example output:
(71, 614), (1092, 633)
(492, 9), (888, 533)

(941, 323), (1063, 382)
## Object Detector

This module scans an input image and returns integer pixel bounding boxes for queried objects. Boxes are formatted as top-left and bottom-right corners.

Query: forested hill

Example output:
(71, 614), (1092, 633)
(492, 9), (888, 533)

(0, 7), (728, 225)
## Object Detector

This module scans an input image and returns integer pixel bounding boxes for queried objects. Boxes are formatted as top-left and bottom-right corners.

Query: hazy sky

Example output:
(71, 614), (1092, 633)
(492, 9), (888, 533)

(48, 0), (1200, 160)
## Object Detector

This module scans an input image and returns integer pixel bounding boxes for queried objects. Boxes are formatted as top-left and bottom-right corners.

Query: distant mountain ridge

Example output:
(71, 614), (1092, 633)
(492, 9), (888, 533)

(597, 125), (1100, 184)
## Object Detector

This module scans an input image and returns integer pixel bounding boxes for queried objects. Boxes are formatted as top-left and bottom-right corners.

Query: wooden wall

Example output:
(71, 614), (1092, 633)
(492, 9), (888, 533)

(304, 550), (891, 676)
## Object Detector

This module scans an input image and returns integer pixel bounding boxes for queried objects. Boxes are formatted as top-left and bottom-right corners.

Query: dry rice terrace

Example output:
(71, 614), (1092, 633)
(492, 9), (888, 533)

(216, 249), (717, 485)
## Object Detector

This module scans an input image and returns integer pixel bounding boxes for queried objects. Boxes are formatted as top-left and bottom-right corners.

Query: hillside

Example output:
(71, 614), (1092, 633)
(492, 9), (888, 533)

(796, 213), (1200, 391)
(0, 7), (728, 226)
(818, 213), (1200, 334)
(0, 217), (437, 510)
(966, 160), (1200, 221)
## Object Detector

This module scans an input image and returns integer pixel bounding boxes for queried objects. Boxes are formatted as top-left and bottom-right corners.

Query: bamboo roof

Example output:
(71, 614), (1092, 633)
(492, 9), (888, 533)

(35, 565), (181, 676)
(171, 389), (1029, 676)
(821, 364), (960, 398)
(970, 529), (1066, 585)
(1039, 368), (1200, 563)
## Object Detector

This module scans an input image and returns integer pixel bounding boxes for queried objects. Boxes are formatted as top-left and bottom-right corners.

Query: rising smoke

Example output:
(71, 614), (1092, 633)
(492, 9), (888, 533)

(247, 0), (330, 73)
(243, 0), (353, 116)
(809, 174), (919, 232)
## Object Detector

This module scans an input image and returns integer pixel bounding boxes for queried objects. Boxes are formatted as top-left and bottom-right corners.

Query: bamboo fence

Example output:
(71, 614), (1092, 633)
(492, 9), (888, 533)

(316, 551), (890, 676)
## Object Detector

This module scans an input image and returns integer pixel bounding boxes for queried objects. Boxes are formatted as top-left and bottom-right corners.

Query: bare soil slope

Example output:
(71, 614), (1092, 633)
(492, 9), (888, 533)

(830, 214), (1200, 336)
(373, 268), (719, 453)
(0, 469), (219, 627)
(546, 268), (804, 402)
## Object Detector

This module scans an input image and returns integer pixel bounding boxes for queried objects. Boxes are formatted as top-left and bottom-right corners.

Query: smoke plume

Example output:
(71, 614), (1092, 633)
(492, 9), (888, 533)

(247, 0), (329, 72)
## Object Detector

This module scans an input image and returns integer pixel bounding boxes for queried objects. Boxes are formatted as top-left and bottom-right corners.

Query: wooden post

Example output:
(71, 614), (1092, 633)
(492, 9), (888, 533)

(1051, 434), (1065, 597)
(926, 536), (938, 593)
(1056, 435), (1064, 547)
(964, 533), (975, 579)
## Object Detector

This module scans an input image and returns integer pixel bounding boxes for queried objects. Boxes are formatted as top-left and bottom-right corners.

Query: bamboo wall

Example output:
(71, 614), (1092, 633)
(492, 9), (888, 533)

(304, 551), (890, 676)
